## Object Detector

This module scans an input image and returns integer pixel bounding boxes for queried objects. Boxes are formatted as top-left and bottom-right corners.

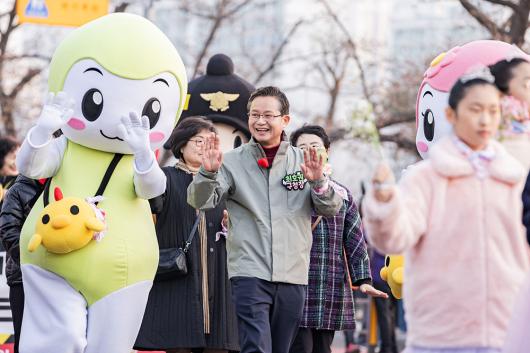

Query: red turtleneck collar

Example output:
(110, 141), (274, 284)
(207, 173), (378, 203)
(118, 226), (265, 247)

(261, 144), (280, 168)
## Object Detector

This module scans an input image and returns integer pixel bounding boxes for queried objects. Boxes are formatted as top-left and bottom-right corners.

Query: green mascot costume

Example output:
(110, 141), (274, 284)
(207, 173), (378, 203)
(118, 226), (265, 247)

(16, 13), (187, 353)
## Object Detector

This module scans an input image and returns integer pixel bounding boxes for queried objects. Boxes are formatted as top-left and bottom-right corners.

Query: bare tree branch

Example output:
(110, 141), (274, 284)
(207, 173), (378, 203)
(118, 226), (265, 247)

(327, 127), (350, 142)
(273, 50), (334, 66)
(142, 0), (157, 18)
(507, 1), (530, 46)
(501, 15), (512, 29)
(0, 2), (18, 57)
(337, 49), (350, 79)
(459, 0), (508, 38)
(0, 1), (47, 136)
(2, 54), (51, 61)
(322, 46), (351, 128)
(192, 12), (224, 78)
(8, 68), (42, 99)
(318, 0), (375, 108)
(379, 133), (417, 153)
(191, 0), (256, 78)
(459, 0), (530, 47)
(113, 2), (130, 12)
(315, 63), (334, 90)
(178, 3), (214, 19)
(253, 19), (304, 84)
(376, 113), (414, 129)
(483, 0), (519, 11)
(307, 33), (354, 129)
(223, 0), (253, 18)
(238, 35), (262, 73)
(283, 83), (326, 92)
(179, 0), (257, 20)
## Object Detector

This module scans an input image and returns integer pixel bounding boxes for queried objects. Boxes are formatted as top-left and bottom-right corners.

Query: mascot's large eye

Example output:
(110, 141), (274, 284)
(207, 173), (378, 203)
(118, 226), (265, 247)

(82, 88), (104, 122)
(385, 256), (390, 267)
(422, 109), (435, 142)
(42, 214), (50, 224)
(70, 205), (79, 215)
(233, 136), (242, 149)
(142, 98), (161, 128)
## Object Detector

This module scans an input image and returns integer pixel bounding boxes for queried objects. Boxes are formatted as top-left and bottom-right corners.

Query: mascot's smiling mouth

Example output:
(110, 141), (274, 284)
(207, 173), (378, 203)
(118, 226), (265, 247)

(100, 130), (124, 141)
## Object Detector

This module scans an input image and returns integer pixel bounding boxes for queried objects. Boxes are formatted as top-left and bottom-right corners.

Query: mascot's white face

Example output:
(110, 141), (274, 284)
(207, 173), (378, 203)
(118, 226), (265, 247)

(62, 59), (181, 154)
(415, 83), (452, 159)
(214, 122), (248, 152)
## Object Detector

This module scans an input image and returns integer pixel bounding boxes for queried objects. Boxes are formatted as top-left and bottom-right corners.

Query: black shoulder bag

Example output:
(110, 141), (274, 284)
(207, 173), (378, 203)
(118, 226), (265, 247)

(155, 210), (203, 281)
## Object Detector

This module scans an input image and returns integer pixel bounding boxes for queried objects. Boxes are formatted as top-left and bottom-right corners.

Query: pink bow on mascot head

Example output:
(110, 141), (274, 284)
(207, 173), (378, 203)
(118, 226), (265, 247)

(415, 40), (528, 159)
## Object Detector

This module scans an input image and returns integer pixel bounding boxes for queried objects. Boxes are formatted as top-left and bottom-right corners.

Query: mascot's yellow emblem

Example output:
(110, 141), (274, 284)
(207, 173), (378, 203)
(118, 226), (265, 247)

(200, 91), (239, 112)
(380, 254), (404, 299)
(28, 187), (106, 254)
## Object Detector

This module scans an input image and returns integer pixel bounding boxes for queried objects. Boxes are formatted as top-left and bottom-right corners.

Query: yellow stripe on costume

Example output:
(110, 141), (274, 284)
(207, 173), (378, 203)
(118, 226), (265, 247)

(183, 94), (191, 110)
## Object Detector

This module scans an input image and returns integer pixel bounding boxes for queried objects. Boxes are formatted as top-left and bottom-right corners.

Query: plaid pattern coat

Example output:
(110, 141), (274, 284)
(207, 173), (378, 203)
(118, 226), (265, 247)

(300, 180), (371, 330)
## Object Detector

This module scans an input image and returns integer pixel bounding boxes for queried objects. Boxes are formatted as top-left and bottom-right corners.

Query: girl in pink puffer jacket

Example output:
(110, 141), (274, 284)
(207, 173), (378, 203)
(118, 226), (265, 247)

(363, 66), (530, 353)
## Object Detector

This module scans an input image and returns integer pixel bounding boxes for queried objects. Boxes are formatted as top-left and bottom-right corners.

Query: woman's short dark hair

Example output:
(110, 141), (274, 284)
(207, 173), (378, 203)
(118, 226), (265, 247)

(247, 86), (290, 115)
(166, 116), (216, 160)
(290, 124), (331, 150)
(0, 136), (19, 170)
(448, 78), (497, 110)
(490, 58), (528, 94)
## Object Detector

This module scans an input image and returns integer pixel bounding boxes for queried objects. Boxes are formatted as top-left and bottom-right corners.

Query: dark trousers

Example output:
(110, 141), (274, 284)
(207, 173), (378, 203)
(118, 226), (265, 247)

(343, 330), (355, 346)
(289, 328), (335, 353)
(373, 282), (398, 353)
(9, 284), (24, 353)
(230, 277), (305, 353)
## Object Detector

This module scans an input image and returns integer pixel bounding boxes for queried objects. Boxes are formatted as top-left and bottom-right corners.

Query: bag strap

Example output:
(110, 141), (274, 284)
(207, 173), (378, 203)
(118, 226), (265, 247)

(43, 153), (124, 207)
(183, 210), (203, 253)
(42, 177), (52, 207)
(311, 216), (323, 231)
(95, 153), (124, 200)
(344, 246), (354, 289)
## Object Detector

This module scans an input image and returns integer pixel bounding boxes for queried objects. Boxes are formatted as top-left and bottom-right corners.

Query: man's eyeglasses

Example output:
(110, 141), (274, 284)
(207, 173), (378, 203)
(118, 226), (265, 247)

(248, 113), (282, 122)
(188, 138), (205, 147)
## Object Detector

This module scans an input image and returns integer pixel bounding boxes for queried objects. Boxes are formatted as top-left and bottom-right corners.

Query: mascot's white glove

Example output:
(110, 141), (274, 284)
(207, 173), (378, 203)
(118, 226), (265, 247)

(31, 92), (74, 145)
(118, 112), (154, 172)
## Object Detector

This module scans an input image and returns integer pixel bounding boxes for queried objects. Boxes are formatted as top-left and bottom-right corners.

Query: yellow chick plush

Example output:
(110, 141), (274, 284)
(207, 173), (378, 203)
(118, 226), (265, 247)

(28, 188), (105, 254)
(380, 255), (404, 299)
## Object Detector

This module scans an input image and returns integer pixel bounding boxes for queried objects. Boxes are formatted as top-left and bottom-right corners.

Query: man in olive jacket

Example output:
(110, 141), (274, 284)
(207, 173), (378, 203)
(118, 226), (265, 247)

(188, 86), (342, 353)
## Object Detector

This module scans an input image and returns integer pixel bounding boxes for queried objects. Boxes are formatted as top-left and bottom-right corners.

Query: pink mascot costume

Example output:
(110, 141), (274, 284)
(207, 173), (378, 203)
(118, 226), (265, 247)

(415, 40), (530, 353)
(415, 40), (524, 158)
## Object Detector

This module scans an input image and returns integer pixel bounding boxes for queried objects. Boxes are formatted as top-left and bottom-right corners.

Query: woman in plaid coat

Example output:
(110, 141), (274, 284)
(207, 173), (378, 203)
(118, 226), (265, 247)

(289, 125), (388, 353)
